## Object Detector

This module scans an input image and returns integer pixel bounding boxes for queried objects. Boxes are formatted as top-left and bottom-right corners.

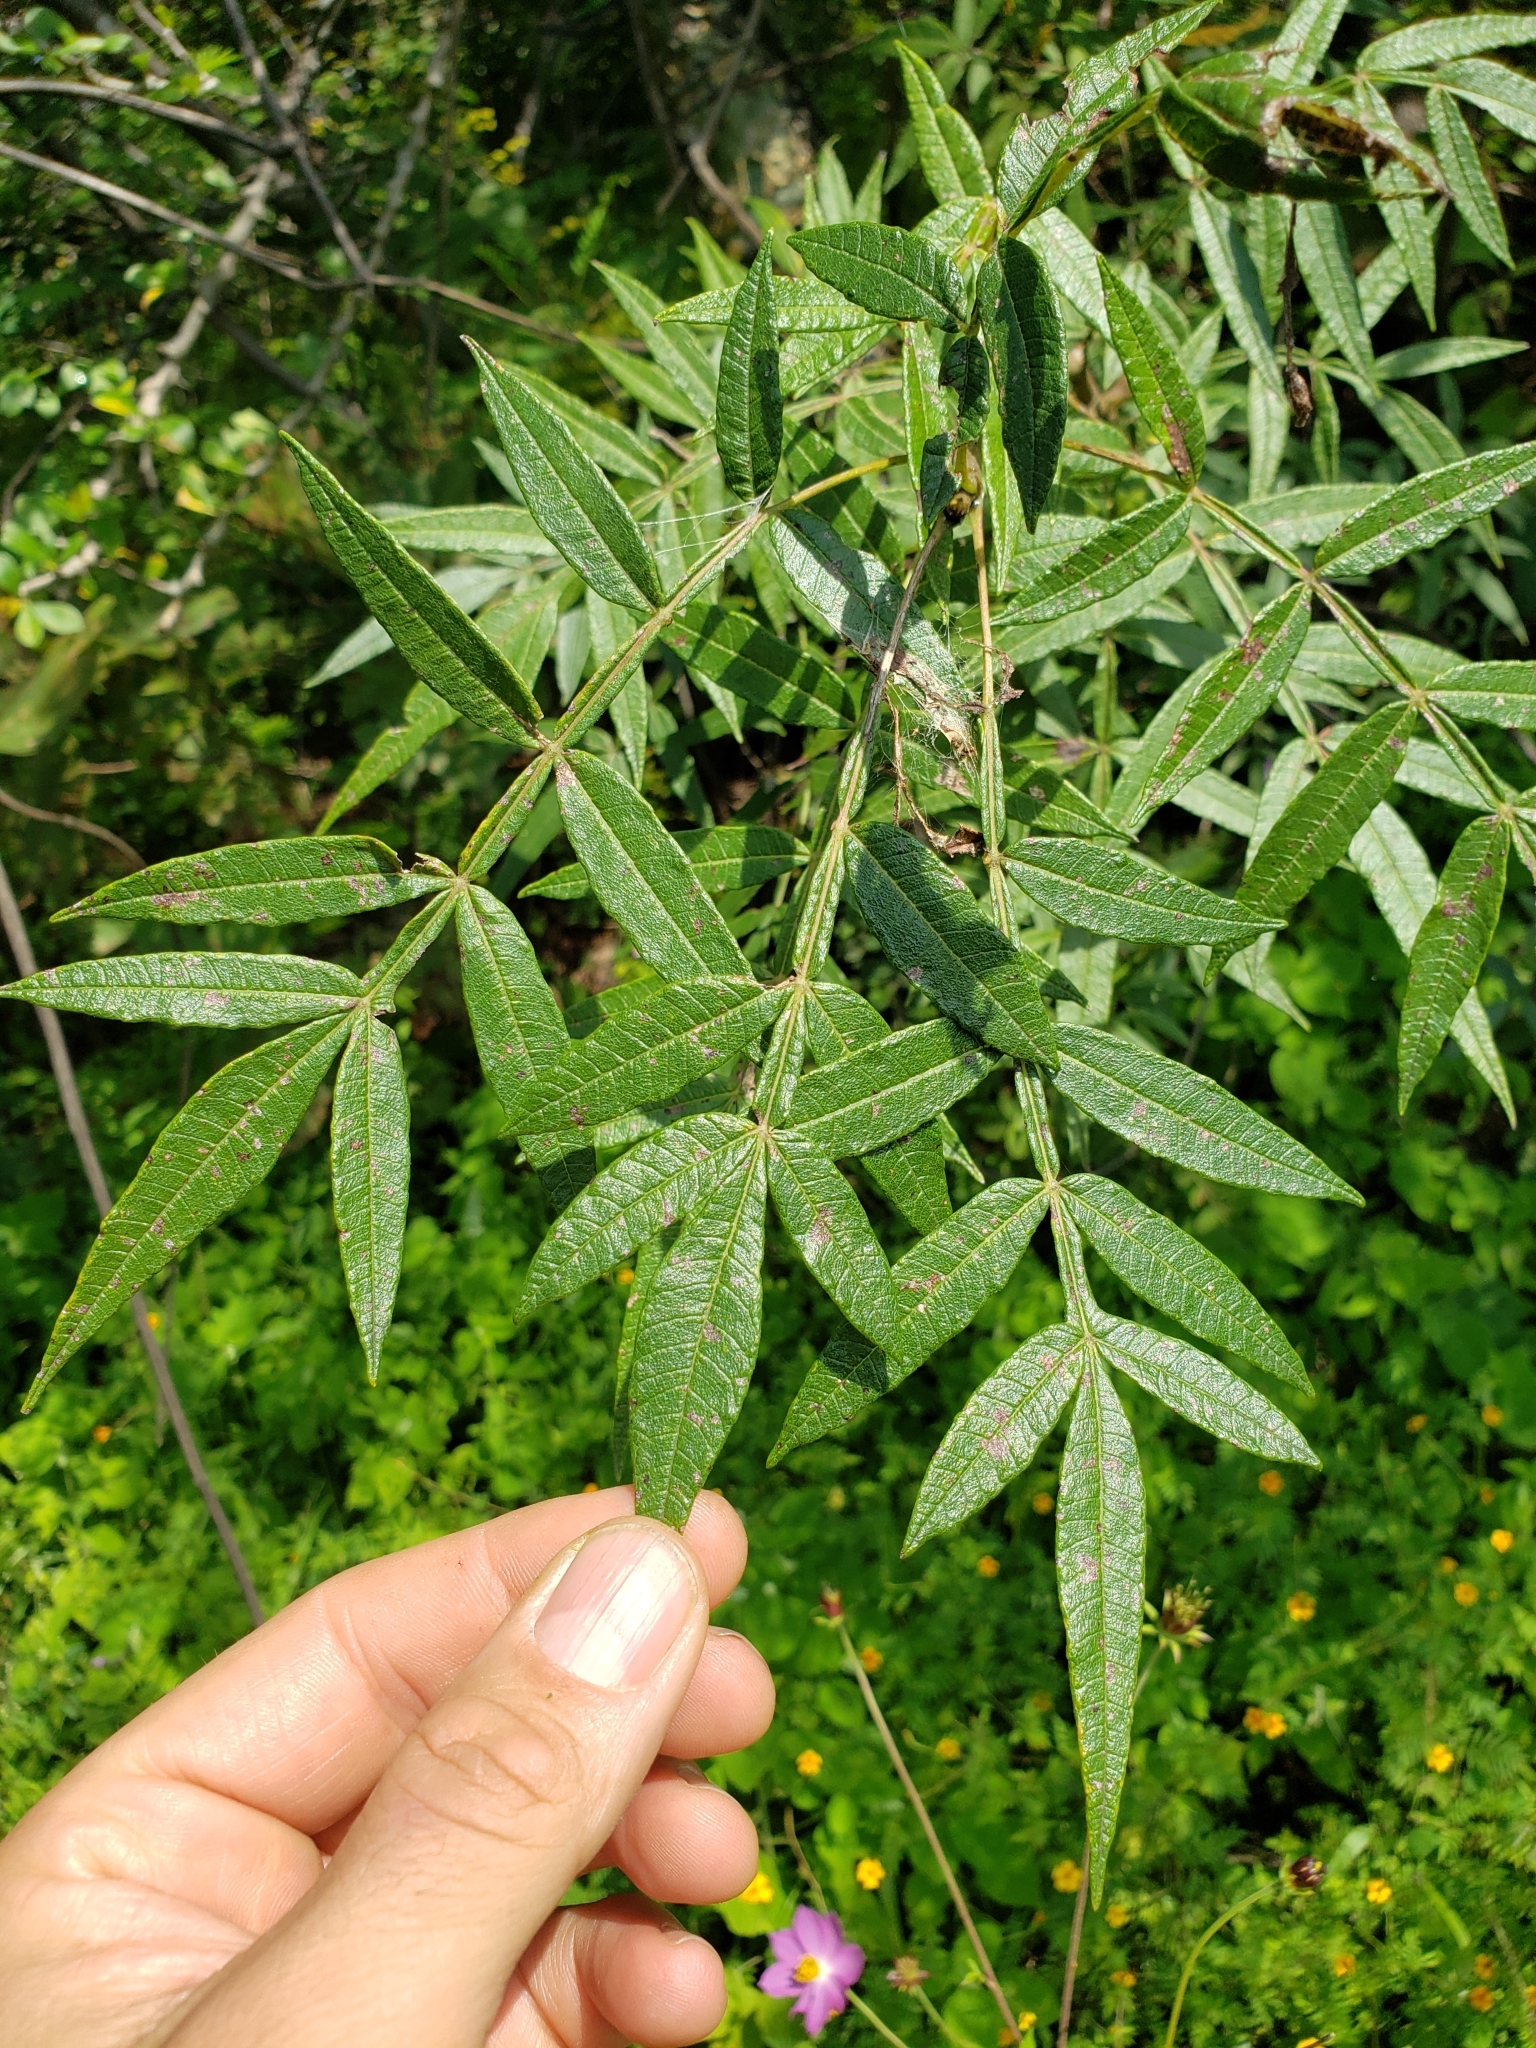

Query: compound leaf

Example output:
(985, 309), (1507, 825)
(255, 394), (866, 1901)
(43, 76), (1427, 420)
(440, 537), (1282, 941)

(33, 1015), (348, 1396)
(1097, 257), (1204, 479)
(979, 239), (1068, 528)
(1063, 1172), (1307, 1387)
(520, 1113), (756, 1320)
(769, 1132), (899, 1350)
(630, 1150), (767, 1526)
(788, 223), (968, 329)
(1398, 812), (1509, 1111)
(472, 344), (664, 611)
(558, 752), (749, 980)
(331, 1014), (410, 1380)
(2, 951), (363, 1029)
(284, 438), (541, 735)
(850, 823), (1058, 1065)
(55, 837), (446, 928)
(1006, 838), (1280, 949)
(716, 240), (783, 500)
(1052, 1025), (1360, 1202)
(1098, 1312), (1317, 1465)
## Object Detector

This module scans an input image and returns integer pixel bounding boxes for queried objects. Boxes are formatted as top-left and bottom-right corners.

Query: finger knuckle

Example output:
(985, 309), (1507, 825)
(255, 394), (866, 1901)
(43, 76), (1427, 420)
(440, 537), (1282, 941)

(396, 1693), (584, 1848)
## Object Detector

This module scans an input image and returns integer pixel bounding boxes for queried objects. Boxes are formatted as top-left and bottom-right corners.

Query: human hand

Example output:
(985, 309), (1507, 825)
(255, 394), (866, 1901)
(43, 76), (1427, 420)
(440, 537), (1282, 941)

(0, 1487), (774, 2048)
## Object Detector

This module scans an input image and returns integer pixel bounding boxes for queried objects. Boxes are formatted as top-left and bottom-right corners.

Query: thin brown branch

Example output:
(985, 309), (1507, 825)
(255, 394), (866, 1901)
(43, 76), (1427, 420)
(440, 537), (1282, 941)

(376, 273), (585, 344)
(0, 785), (144, 868)
(687, 138), (764, 248)
(0, 850), (264, 1627)
(0, 79), (283, 152)
(1, 392), (86, 523)
(1057, 1839), (1091, 2048)
(658, 0), (765, 213)
(625, 0), (687, 184)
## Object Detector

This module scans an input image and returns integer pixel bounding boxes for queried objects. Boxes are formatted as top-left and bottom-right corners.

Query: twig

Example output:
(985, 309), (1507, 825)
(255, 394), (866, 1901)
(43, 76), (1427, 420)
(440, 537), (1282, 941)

(687, 138), (764, 248)
(1, 392), (87, 524)
(0, 79), (283, 152)
(624, 0), (687, 185)
(833, 1612), (1020, 2044)
(782, 1800), (829, 1910)
(657, 0), (765, 214)
(0, 140), (335, 288)
(0, 850), (263, 1626)
(208, 310), (316, 396)
(1161, 1881), (1278, 2048)
(0, 785), (144, 868)
(849, 1990), (918, 2048)
(1056, 1838), (1090, 2048)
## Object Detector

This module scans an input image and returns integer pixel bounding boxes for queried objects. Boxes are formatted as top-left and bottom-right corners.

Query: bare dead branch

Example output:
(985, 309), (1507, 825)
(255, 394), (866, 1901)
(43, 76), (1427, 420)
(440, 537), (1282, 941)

(0, 79), (284, 153)
(0, 786), (145, 869)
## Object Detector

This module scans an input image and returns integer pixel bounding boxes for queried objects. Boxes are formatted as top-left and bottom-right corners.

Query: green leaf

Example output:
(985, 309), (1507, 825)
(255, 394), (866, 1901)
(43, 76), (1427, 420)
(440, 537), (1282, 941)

(1188, 189), (1283, 394)
(1428, 663), (1536, 726)
(896, 41), (991, 203)
(850, 823), (1058, 1065)
(769, 1132), (900, 1350)
(941, 335), (991, 444)
(890, 1175), (1051, 1366)
(1107, 585), (1310, 833)
(284, 440), (542, 734)
(486, 374), (663, 486)
(629, 1150), (767, 1525)
(807, 982), (952, 1232)
(33, 1016), (347, 1395)
(787, 1017), (996, 1159)
(455, 884), (567, 1113)
(1266, 0), (1349, 88)
(55, 837), (447, 928)
(770, 1321), (900, 1465)
(524, 827), (806, 903)
(1367, 14), (1536, 70)
(1004, 765), (1127, 841)
(1063, 1173), (1307, 1387)
(904, 1322), (1083, 1545)
(772, 509), (966, 705)
(303, 566), (515, 692)
(782, 318), (892, 401)
(1006, 839), (1281, 950)
(1376, 339), (1526, 381)
(1398, 812), (1510, 1112)
(1056, 1354), (1145, 1902)
(1426, 88), (1510, 267)
(1349, 803), (1514, 1122)
(716, 241), (784, 501)
(471, 344), (664, 612)
(1435, 58), (1536, 146)
(1053, 1024), (1361, 1202)
(993, 549), (1194, 666)
(504, 979), (784, 1135)
(1316, 446), (1536, 576)
(1097, 258), (1204, 480)
(784, 420), (904, 574)
(583, 333), (706, 430)
(592, 260), (720, 423)
(1097, 1313), (1318, 1464)
(520, 1113), (756, 1320)
(979, 239), (1068, 529)
(788, 223), (969, 328)
(612, 1230), (666, 1483)
(1232, 703), (1419, 947)
(557, 751), (749, 980)
(663, 601), (855, 730)
(903, 322), (950, 525)
(330, 1014), (409, 1380)
(375, 504), (551, 559)
(660, 277), (874, 333)
(2, 951), (364, 1028)
(317, 681), (458, 834)
(999, 499), (1192, 628)
(1292, 203), (1375, 381)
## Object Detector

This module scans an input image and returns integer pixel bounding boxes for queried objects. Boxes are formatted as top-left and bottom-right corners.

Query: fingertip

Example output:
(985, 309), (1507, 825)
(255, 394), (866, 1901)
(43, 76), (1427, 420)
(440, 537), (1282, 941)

(589, 1910), (727, 2047)
(679, 1491), (748, 1608)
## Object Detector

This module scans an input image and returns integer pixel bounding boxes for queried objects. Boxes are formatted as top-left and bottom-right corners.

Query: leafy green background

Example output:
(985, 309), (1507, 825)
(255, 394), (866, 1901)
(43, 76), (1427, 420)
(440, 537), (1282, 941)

(6, 2), (1536, 2045)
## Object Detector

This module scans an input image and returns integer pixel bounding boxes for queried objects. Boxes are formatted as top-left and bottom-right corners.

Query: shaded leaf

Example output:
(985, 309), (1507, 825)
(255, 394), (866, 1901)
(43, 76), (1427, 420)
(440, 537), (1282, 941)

(1398, 812), (1510, 1112)
(889, 1176), (1051, 1367)
(771, 1320), (902, 1465)
(55, 836), (447, 927)
(34, 1016), (348, 1394)
(303, 565), (514, 691)
(663, 601), (856, 729)
(331, 1014), (410, 1379)
(979, 239), (1068, 528)
(375, 504), (551, 559)
(1063, 1172), (1307, 1386)
(317, 681), (457, 833)
(1052, 1025), (1360, 1201)
(716, 240), (784, 500)
(2, 951), (363, 1029)
(1097, 257), (1204, 479)
(1367, 13), (1536, 68)
(807, 982), (952, 1231)
(772, 508), (966, 703)
(593, 260), (720, 422)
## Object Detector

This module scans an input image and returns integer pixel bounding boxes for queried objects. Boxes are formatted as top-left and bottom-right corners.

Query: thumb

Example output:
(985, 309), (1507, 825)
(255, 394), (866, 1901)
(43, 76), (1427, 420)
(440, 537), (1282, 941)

(179, 1517), (712, 2048)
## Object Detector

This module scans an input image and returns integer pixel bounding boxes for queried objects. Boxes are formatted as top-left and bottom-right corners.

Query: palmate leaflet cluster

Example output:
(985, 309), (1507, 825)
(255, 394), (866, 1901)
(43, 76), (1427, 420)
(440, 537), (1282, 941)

(9, 0), (1536, 1896)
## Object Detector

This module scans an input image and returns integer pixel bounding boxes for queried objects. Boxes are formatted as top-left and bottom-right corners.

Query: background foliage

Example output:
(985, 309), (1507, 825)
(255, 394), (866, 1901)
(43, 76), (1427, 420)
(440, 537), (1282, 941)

(5, 2), (1536, 2044)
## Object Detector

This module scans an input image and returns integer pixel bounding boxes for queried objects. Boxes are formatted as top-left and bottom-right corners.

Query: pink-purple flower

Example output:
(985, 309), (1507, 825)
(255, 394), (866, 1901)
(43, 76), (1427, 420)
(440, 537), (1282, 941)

(759, 1906), (866, 2035)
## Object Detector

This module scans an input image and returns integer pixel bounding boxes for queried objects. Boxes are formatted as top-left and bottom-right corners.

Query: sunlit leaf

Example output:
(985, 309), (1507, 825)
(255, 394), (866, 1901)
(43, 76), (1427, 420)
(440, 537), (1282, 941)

(1005, 838), (1281, 950)
(1398, 812), (1510, 1112)
(2, 951), (363, 1029)
(998, 499), (1191, 628)
(331, 1014), (410, 1380)
(980, 239), (1068, 528)
(716, 240), (783, 500)
(663, 600), (856, 729)
(55, 837), (447, 928)
(787, 1017), (996, 1159)
(896, 41), (992, 203)
(770, 1132), (900, 1350)
(788, 223), (969, 328)
(1097, 1312), (1318, 1465)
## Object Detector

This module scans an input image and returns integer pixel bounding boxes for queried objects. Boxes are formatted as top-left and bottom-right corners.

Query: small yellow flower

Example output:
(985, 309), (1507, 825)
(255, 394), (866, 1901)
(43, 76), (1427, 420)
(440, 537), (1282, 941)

(616, 1267), (635, 1285)
(1454, 1580), (1480, 1606)
(1016, 2016), (1037, 2034)
(1426, 1742), (1455, 1773)
(1244, 1706), (1266, 1731)
(1474, 1955), (1496, 1981)
(91, 1424), (111, 1443)
(1439, 1555), (1459, 1573)
(859, 1645), (884, 1672)
(1244, 1706), (1287, 1737)
(1365, 1878), (1392, 1905)
(1469, 1985), (1495, 2013)
(1483, 1403), (1504, 1427)
(1109, 1968), (1138, 1988)
(1032, 1492), (1054, 1515)
(1052, 1859), (1084, 1893)
(977, 1554), (1000, 1577)
(1287, 1590), (1317, 1622)
(737, 1871), (773, 1905)
(796, 1748), (823, 1777)
(1525, 1983), (1536, 2010)
(1334, 1953), (1356, 1978)
(581, 1481), (599, 1493)
(1030, 1691), (1053, 1712)
(826, 1485), (846, 1511)
(855, 1856), (886, 1890)
(1492, 1529), (1515, 1554)
(1259, 1470), (1284, 1497)
(936, 1736), (962, 1761)
(1406, 1413), (1428, 1432)
(1106, 1904), (1130, 1929)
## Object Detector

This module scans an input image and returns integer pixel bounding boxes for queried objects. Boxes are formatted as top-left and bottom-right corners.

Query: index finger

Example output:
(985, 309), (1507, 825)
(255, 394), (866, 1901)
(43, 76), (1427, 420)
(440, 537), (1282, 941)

(92, 1487), (749, 1835)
